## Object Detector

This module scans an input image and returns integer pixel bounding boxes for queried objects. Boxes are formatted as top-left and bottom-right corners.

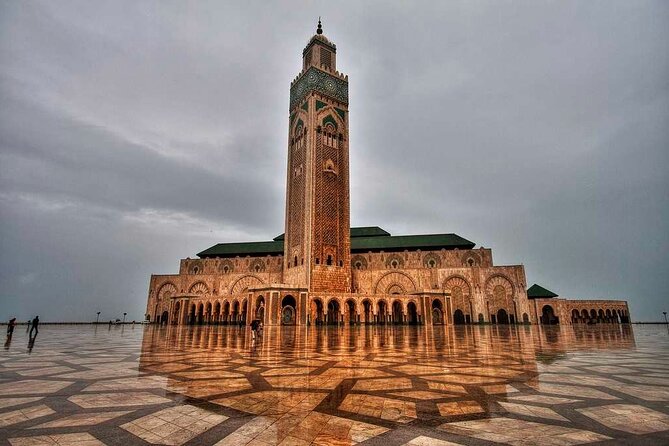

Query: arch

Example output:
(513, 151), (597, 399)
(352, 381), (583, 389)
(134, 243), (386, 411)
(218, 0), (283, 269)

(188, 260), (204, 275)
(172, 301), (182, 325)
(445, 276), (472, 321)
(281, 295), (297, 325)
(392, 300), (403, 324)
(407, 301), (418, 324)
(213, 301), (221, 324)
(197, 303), (204, 325)
(590, 309), (598, 323)
(496, 308), (509, 325)
(485, 274), (515, 298)
(453, 309), (466, 325)
(240, 299), (248, 324)
(189, 304), (196, 325)
(249, 259), (266, 273)
(205, 301), (213, 324)
(327, 298), (341, 325)
(362, 299), (372, 324)
(541, 305), (559, 325)
(255, 296), (265, 321)
(571, 309), (580, 324)
(351, 255), (368, 270)
(373, 271), (417, 295)
(377, 299), (389, 324)
(219, 259), (235, 274)
(312, 298), (325, 325)
(344, 299), (358, 325)
(222, 301), (231, 324)
(485, 275), (514, 322)
(230, 275), (264, 294)
(423, 253), (441, 269)
(384, 253), (405, 269)
(160, 311), (169, 324)
(345, 299), (356, 324)
(189, 281), (210, 295)
(522, 313), (530, 324)
(432, 299), (444, 325)
(157, 282), (177, 301)
(462, 251), (482, 267)
(322, 114), (338, 131)
(478, 313), (485, 323)
(294, 118), (305, 134)
(231, 300), (240, 324)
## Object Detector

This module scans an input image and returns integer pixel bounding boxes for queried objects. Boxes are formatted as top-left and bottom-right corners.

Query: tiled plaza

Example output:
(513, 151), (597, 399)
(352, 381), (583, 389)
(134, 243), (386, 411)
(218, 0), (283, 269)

(1, 325), (668, 445)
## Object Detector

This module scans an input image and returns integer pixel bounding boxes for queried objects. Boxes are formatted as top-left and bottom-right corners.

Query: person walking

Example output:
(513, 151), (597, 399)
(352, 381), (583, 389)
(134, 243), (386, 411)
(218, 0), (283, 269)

(6, 318), (16, 338)
(250, 319), (259, 340)
(29, 316), (39, 338)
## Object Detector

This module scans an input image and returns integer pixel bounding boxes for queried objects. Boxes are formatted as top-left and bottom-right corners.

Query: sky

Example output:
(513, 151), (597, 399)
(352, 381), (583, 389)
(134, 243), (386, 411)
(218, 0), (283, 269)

(0, 1), (667, 323)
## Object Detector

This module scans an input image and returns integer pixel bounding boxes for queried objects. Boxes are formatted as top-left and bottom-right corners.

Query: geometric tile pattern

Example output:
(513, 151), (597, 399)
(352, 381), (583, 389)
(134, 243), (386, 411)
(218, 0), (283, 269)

(577, 404), (669, 434)
(0, 324), (668, 445)
(439, 417), (611, 445)
(121, 405), (227, 444)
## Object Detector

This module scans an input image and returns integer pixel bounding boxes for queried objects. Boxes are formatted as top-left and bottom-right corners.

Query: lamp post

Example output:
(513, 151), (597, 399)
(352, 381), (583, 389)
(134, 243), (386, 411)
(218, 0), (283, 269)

(96, 311), (100, 324)
(123, 313), (127, 324)
(663, 311), (667, 325)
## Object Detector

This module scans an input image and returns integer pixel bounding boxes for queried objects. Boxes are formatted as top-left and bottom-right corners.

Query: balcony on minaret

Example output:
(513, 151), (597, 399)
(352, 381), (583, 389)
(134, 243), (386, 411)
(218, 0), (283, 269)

(303, 19), (337, 73)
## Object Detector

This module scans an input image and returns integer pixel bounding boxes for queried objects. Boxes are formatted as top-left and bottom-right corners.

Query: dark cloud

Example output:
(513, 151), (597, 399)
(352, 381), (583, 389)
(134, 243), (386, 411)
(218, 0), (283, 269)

(1, 1), (667, 321)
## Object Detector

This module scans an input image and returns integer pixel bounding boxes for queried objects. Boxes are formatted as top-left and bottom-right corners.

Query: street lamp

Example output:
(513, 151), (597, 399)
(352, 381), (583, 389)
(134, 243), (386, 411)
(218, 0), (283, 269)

(123, 312), (127, 324)
(96, 311), (100, 324)
(663, 311), (667, 325)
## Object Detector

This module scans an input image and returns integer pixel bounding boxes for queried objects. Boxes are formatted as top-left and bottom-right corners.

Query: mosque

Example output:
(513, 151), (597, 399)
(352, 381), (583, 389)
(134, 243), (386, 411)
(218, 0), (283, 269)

(145, 21), (630, 327)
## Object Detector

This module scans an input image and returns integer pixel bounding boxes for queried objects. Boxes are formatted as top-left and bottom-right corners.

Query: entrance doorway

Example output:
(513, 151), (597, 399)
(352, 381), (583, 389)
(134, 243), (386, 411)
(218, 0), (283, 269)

(541, 305), (559, 325)
(496, 308), (509, 324)
(281, 295), (296, 325)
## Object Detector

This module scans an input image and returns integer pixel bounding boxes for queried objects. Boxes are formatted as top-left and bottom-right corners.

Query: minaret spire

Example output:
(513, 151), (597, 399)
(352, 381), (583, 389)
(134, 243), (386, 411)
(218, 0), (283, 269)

(317, 17), (323, 34)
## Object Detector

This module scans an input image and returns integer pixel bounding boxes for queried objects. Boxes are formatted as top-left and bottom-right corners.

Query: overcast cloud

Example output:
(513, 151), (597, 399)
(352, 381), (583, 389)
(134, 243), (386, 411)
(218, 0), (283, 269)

(1, 1), (667, 322)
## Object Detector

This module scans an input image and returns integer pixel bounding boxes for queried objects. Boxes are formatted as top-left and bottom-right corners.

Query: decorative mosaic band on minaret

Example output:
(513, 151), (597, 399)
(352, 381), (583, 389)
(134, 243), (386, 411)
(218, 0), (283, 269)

(290, 67), (349, 110)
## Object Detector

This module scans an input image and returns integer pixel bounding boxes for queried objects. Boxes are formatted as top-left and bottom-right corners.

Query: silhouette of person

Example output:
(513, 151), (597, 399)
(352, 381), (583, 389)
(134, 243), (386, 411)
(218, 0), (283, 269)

(6, 317), (16, 338)
(29, 316), (39, 338)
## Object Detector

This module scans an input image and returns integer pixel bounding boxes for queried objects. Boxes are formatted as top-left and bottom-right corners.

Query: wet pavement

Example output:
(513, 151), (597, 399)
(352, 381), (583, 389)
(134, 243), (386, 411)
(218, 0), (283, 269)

(1, 324), (668, 445)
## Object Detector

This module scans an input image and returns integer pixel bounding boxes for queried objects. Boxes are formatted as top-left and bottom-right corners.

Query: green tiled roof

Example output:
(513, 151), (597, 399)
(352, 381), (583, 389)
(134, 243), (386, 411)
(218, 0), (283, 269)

(199, 228), (475, 258)
(351, 233), (474, 252)
(198, 241), (283, 258)
(527, 284), (559, 299)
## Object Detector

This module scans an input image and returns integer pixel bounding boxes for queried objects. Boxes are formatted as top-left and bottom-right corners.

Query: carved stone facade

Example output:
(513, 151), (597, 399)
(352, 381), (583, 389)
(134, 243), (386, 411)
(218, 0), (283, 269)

(145, 22), (629, 327)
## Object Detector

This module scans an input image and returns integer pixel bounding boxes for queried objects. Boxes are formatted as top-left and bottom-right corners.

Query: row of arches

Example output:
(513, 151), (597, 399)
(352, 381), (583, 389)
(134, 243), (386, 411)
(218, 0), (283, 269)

(154, 295), (530, 326)
(569, 308), (629, 324)
(538, 305), (630, 325)
(309, 298), (422, 325)
(173, 299), (251, 326)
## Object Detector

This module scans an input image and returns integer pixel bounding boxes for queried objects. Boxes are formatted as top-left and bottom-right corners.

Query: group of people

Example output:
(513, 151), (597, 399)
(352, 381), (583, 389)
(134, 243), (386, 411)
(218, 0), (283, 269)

(6, 316), (39, 338)
(5, 316), (40, 351)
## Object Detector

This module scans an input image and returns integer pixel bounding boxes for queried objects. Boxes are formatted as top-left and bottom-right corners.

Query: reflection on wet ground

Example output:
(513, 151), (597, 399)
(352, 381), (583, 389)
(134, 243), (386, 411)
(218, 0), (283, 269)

(1, 324), (668, 445)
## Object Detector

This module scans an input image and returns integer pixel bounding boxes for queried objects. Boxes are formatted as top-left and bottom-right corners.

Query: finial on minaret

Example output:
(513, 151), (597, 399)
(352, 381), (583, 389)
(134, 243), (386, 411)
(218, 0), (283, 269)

(317, 17), (323, 34)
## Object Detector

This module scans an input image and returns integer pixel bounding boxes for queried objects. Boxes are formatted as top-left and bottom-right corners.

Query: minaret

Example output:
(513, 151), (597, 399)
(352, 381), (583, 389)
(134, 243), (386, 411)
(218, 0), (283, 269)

(283, 20), (351, 293)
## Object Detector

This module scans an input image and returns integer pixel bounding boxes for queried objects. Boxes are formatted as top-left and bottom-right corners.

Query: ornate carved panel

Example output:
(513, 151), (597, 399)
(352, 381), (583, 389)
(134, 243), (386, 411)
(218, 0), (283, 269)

(290, 67), (348, 109)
